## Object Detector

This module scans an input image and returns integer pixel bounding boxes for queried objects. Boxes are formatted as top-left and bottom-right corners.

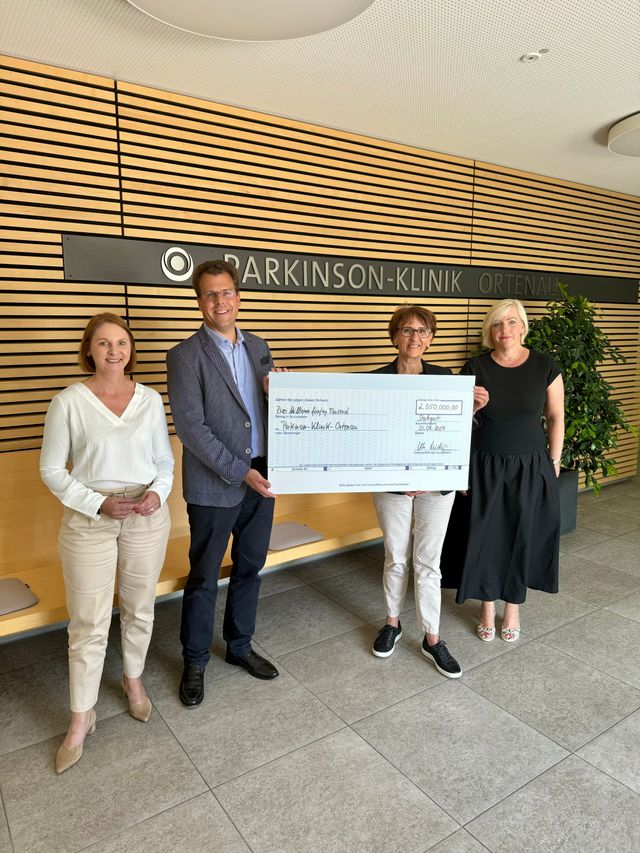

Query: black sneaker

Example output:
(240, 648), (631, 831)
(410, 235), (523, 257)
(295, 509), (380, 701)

(372, 622), (402, 657)
(421, 638), (462, 678)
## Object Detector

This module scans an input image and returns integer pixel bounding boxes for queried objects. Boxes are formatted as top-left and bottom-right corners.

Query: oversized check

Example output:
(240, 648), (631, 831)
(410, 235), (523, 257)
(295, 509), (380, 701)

(268, 372), (475, 493)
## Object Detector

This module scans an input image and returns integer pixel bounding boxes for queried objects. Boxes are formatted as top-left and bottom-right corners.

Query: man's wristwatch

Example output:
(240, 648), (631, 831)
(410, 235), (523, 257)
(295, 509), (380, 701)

(550, 457), (561, 465)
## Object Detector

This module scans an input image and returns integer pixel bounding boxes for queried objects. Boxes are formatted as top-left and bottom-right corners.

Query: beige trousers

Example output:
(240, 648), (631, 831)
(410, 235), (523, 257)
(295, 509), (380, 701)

(373, 490), (455, 635)
(58, 487), (171, 712)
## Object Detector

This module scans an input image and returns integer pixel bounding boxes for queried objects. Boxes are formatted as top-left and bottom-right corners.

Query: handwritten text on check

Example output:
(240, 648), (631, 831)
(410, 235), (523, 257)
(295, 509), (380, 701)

(268, 372), (475, 493)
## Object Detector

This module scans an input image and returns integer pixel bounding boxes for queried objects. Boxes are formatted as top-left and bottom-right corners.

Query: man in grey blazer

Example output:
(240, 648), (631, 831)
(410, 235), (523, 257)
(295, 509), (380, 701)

(167, 259), (279, 707)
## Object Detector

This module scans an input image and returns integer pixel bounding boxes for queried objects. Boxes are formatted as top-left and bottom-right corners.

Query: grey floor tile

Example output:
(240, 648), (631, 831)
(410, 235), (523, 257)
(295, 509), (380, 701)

(216, 566), (305, 613)
(558, 525), (612, 554)
(599, 477), (640, 498)
(82, 792), (250, 853)
(0, 713), (207, 853)
(466, 755), (640, 853)
(464, 640), (640, 751)
(571, 536), (640, 577)
(313, 562), (402, 623)
(578, 708), (640, 794)
(252, 585), (365, 656)
(576, 487), (617, 506)
(0, 627), (68, 675)
(280, 625), (439, 723)
(516, 588), (597, 638)
(575, 505), (640, 536)
(427, 829), (488, 853)
(354, 682), (566, 824)
(606, 590), (640, 622)
(155, 668), (343, 787)
(216, 728), (457, 853)
(590, 493), (640, 520)
(558, 553), (640, 605)
(0, 646), (129, 757)
(0, 805), (11, 853)
(287, 549), (377, 584)
(618, 526), (640, 546)
(355, 540), (384, 562)
(544, 609), (640, 689)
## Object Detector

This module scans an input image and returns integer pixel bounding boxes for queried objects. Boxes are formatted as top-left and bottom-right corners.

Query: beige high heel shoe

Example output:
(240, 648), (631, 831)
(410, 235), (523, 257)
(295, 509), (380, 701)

(55, 708), (97, 774)
(476, 603), (496, 642)
(122, 676), (152, 722)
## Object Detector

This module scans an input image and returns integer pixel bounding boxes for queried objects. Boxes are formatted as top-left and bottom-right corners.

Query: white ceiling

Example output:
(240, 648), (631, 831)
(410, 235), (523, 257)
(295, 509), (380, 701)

(2, 0), (640, 196)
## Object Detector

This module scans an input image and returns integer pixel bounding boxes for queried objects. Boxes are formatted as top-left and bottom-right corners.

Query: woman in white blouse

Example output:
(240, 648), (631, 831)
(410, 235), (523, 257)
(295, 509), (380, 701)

(40, 313), (174, 773)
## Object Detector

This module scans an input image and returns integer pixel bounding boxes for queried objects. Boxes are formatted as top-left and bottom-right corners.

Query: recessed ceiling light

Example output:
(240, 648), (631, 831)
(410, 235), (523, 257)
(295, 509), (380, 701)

(126, 0), (375, 40)
(608, 113), (640, 157)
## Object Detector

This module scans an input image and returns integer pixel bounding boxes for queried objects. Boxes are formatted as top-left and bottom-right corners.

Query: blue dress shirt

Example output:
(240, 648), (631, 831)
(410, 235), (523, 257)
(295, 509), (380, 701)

(204, 325), (266, 458)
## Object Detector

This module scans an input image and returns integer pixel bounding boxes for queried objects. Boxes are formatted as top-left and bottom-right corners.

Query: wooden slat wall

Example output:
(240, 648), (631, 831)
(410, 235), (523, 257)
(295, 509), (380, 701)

(1, 53), (639, 491)
(0, 55), (122, 453)
(117, 82), (474, 261)
(472, 163), (640, 277)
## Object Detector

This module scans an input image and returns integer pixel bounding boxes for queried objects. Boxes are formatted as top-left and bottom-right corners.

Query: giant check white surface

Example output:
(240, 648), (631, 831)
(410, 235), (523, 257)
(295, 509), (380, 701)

(268, 372), (475, 493)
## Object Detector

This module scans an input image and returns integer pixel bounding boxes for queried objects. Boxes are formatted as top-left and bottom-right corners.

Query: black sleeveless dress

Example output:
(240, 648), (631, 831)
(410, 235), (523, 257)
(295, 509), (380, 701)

(441, 349), (561, 604)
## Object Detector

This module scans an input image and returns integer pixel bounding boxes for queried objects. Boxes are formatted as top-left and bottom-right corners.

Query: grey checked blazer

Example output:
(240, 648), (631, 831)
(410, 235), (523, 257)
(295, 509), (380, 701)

(166, 324), (273, 507)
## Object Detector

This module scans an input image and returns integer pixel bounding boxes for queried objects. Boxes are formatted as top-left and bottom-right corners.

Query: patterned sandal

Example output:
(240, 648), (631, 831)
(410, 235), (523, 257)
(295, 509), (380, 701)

(476, 624), (496, 642)
(500, 626), (521, 642)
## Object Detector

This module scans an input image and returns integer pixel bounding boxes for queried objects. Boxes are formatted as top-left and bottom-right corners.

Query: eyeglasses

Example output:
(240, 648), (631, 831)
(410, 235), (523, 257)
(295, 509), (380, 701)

(201, 289), (238, 301)
(399, 327), (432, 338)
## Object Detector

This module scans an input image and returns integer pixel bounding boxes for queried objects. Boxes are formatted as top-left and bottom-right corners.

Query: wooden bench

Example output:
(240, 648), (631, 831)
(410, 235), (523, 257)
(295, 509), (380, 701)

(0, 439), (382, 638)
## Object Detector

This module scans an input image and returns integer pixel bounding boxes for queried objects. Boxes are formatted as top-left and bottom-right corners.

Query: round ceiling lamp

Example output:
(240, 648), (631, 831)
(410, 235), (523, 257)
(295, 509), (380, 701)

(608, 113), (640, 157)
(126, 0), (376, 40)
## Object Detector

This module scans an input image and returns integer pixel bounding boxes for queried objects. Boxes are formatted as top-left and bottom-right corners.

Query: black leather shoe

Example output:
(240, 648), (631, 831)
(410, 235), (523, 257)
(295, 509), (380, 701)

(225, 649), (279, 680)
(179, 664), (205, 706)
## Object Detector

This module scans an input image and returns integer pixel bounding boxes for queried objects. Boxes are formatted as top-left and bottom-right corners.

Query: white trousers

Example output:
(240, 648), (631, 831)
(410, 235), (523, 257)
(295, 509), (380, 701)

(58, 489), (171, 712)
(373, 490), (455, 635)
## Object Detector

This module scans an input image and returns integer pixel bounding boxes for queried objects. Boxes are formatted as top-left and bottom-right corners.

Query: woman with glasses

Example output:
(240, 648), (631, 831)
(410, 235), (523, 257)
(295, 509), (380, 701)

(40, 313), (174, 773)
(369, 305), (488, 678)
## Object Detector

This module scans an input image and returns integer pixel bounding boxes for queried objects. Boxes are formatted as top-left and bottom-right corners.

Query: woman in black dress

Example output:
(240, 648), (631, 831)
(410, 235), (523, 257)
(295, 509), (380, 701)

(443, 299), (564, 641)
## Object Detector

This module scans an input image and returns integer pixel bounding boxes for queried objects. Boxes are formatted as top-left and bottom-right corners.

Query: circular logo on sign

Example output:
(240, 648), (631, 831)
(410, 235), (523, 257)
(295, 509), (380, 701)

(161, 247), (194, 281)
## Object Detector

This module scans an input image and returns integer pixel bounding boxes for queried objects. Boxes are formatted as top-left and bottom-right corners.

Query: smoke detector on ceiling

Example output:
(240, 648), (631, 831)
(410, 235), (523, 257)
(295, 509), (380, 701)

(519, 48), (549, 62)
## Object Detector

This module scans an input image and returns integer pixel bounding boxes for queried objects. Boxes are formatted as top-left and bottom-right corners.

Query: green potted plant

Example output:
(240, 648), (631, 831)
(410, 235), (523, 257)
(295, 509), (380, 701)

(526, 284), (635, 531)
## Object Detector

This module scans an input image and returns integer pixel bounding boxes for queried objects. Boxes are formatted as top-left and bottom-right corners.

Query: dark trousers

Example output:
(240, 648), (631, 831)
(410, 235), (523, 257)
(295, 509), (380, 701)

(180, 460), (274, 665)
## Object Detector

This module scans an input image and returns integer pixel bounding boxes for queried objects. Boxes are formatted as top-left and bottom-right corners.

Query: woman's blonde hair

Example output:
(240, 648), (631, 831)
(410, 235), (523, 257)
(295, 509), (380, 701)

(481, 299), (528, 349)
(78, 313), (137, 373)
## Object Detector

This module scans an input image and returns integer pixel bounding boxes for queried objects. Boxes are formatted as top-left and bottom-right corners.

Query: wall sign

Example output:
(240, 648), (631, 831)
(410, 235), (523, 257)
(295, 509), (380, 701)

(63, 235), (639, 304)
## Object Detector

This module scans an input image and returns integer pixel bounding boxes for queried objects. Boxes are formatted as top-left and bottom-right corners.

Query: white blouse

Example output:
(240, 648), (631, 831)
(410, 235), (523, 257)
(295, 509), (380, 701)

(40, 382), (174, 518)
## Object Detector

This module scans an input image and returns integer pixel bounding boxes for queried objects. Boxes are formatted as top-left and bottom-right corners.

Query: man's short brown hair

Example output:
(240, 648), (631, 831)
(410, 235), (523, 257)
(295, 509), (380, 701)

(192, 259), (240, 298)
(387, 304), (438, 343)
(78, 312), (137, 373)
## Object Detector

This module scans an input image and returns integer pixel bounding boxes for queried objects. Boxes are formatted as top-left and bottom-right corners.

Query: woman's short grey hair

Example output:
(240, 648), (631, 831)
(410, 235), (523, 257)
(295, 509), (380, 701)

(481, 299), (529, 348)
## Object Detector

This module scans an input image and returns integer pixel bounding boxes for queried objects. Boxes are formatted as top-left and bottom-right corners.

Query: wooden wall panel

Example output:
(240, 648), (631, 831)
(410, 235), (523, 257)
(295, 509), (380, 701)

(472, 163), (640, 278)
(0, 56), (122, 451)
(0, 54), (638, 490)
(116, 83), (475, 263)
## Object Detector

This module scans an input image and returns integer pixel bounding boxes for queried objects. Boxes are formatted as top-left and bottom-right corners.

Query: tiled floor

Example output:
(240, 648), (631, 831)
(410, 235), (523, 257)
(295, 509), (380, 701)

(2, 478), (640, 852)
